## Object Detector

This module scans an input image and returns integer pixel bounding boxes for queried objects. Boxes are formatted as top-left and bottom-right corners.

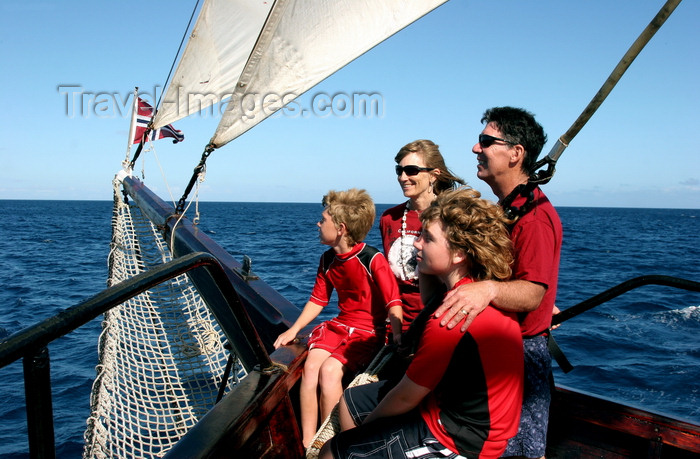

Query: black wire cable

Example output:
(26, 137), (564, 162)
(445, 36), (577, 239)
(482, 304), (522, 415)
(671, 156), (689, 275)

(156, 0), (203, 111)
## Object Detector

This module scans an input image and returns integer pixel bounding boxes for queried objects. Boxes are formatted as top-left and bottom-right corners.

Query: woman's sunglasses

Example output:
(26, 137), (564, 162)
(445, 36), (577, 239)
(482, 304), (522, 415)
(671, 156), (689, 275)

(479, 134), (516, 148)
(395, 165), (434, 176)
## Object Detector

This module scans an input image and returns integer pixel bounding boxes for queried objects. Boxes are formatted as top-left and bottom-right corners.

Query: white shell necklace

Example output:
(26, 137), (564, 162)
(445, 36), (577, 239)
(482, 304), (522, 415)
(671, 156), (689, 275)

(399, 200), (417, 280)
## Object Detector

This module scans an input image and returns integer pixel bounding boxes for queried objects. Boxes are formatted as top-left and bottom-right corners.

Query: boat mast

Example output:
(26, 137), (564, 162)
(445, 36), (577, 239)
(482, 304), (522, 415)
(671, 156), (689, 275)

(501, 0), (683, 218)
(530, 0), (683, 185)
(124, 87), (139, 166)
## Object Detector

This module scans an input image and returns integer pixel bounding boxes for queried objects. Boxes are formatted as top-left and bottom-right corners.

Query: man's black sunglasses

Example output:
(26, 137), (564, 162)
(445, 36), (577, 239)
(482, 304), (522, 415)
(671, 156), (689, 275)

(479, 134), (515, 148)
(395, 165), (434, 176)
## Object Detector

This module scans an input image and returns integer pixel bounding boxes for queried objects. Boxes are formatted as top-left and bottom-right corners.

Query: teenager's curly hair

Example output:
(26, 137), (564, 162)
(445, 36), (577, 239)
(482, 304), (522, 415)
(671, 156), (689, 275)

(322, 188), (375, 245)
(420, 188), (513, 281)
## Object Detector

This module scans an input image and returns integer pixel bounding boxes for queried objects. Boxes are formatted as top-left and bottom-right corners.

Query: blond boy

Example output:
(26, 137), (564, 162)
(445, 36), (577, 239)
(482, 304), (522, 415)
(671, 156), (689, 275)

(274, 188), (402, 448)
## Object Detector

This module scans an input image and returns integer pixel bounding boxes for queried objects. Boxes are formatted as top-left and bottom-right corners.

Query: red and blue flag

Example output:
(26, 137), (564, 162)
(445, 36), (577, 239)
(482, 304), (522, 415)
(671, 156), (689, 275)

(132, 98), (184, 144)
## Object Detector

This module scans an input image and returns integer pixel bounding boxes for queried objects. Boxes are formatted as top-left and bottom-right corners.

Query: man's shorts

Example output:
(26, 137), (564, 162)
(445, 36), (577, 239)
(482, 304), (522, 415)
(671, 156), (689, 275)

(503, 335), (552, 458)
(330, 380), (466, 459)
(308, 319), (382, 373)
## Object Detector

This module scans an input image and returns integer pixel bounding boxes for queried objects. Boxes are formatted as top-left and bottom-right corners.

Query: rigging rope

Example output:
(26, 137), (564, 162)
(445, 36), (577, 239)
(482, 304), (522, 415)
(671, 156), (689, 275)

(128, 0), (200, 170)
(128, 136), (149, 171)
(176, 144), (215, 215)
(517, 0), (683, 211)
(156, 0), (203, 111)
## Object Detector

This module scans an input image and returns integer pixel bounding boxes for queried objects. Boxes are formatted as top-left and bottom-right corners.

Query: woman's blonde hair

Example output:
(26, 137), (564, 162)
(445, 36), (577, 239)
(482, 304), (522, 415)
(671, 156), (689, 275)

(394, 139), (466, 195)
(420, 188), (513, 281)
(322, 188), (376, 245)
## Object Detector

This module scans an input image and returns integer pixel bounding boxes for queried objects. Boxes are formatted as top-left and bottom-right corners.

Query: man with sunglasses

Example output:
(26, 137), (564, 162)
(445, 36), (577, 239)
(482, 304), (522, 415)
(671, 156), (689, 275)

(431, 106), (563, 459)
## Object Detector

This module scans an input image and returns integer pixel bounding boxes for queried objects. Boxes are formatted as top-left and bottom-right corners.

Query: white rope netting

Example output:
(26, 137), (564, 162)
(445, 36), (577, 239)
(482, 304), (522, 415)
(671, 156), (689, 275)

(82, 180), (247, 458)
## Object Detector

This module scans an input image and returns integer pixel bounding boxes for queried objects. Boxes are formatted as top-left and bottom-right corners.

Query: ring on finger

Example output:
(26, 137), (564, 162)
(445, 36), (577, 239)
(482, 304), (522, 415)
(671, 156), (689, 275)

(460, 309), (468, 315)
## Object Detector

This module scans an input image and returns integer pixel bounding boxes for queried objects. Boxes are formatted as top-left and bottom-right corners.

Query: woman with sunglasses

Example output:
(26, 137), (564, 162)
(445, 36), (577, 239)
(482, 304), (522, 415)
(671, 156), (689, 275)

(379, 139), (465, 337)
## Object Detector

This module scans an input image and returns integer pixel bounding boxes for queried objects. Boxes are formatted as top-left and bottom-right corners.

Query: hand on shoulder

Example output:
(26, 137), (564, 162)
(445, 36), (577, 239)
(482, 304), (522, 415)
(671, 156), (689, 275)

(433, 280), (496, 333)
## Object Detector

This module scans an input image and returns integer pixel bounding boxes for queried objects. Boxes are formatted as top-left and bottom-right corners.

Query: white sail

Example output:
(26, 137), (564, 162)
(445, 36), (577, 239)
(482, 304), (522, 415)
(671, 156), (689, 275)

(152, 0), (273, 130)
(209, 0), (449, 148)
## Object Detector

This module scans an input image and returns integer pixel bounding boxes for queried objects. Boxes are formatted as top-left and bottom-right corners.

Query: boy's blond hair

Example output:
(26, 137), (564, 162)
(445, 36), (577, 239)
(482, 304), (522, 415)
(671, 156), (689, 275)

(420, 187), (513, 281)
(322, 188), (376, 246)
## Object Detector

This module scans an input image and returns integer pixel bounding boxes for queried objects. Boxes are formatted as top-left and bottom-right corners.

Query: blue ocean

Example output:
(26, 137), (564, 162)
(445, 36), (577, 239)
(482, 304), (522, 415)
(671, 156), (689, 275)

(0, 200), (698, 457)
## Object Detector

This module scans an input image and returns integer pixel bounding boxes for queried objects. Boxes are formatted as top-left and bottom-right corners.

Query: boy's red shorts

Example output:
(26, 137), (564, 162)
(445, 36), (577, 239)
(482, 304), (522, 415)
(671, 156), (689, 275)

(308, 319), (383, 372)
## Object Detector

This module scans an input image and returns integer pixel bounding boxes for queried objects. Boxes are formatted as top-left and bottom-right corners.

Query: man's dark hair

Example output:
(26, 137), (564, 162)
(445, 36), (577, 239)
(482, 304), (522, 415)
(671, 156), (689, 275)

(481, 107), (547, 174)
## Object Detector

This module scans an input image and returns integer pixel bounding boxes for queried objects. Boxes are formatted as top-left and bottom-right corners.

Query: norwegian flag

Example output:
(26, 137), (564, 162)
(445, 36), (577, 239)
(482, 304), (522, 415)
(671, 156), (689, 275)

(132, 97), (184, 144)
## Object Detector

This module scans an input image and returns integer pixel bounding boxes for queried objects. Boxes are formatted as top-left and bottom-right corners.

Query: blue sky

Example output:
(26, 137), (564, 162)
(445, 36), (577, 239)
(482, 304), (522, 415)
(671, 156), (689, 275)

(1, 0), (698, 208)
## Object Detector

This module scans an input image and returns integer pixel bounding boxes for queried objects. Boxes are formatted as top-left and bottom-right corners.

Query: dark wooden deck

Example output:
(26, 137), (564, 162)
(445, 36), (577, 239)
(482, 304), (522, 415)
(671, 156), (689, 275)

(164, 349), (700, 459)
(547, 385), (700, 458)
